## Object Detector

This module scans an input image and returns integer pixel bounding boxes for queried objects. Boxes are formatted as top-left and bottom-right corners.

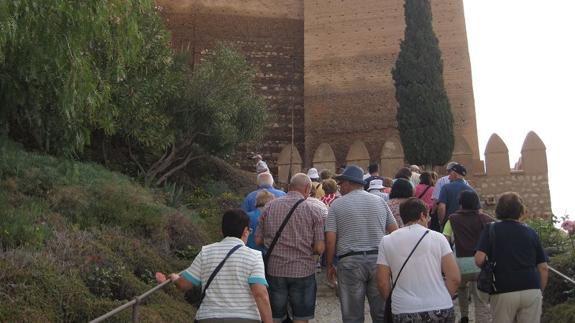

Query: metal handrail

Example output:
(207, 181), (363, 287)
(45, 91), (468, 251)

(549, 265), (575, 285)
(89, 272), (181, 323)
(89, 264), (575, 322)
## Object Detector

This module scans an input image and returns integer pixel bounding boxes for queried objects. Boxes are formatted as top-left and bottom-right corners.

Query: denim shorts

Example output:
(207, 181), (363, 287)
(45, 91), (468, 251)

(267, 274), (317, 321)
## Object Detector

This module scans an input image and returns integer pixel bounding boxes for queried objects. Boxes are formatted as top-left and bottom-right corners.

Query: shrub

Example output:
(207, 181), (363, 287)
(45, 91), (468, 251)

(543, 298), (575, 323)
(0, 250), (101, 322)
(544, 252), (575, 307)
(0, 193), (49, 250)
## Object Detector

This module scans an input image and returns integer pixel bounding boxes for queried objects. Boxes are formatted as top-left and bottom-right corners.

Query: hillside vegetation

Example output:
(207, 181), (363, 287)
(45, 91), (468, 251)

(0, 138), (244, 322)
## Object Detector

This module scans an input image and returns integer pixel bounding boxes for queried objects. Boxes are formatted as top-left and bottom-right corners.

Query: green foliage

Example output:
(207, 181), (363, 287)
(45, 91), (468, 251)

(0, 0), (266, 185)
(146, 44), (267, 185)
(392, 0), (454, 166)
(162, 181), (186, 208)
(0, 193), (49, 250)
(525, 217), (575, 318)
(0, 0), (177, 155)
(526, 216), (574, 256)
(180, 44), (266, 154)
(0, 140), (207, 321)
(85, 263), (126, 299)
(543, 298), (575, 323)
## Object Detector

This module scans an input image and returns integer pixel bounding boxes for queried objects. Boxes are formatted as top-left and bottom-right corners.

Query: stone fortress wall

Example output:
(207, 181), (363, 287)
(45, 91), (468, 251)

(302, 0), (482, 178)
(156, 0), (552, 217)
(156, 0), (306, 169)
(473, 131), (552, 218)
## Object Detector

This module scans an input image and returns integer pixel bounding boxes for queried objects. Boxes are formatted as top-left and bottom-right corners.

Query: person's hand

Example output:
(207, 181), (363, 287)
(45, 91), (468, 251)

(327, 265), (337, 284)
(155, 272), (167, 284)
(169, 273), (180, 282)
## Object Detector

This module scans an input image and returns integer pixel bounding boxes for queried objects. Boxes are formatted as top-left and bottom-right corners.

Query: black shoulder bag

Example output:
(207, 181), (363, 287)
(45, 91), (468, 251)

(194, 244), (242, 323)
(477, 222), (497, 294)
(384, 230), (430, 323)
(263, 198), (305, 271)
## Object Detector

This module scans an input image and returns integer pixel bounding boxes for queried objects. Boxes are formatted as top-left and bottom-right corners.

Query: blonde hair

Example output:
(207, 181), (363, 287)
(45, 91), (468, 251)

(255, 190), (275, 208)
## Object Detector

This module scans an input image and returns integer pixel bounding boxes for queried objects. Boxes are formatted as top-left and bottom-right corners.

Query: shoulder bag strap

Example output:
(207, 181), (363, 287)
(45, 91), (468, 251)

(391, 230), (430, 290)
(488, 222), (496, 261)
(263, 198), (305, 265)
(198, 244), (243, 306)
(417, 185), (431, 199)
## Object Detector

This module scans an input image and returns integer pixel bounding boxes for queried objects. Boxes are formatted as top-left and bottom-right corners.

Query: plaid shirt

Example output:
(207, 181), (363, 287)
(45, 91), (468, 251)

(256, 191), (327, 278)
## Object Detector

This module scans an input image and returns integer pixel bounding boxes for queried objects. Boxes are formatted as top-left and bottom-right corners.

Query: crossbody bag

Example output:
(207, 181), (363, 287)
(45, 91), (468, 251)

(477, 222), (497, 294)
(384, 230), (430, 323)
(194, 244), (242, 323)
(262, 198), (305, 271)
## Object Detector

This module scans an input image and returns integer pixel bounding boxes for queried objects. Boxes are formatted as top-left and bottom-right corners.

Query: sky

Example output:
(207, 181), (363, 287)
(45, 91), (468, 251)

(462, 0), (574, 220)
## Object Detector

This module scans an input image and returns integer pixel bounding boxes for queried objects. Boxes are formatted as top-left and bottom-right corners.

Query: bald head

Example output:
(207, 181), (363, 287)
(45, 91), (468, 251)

(257, 172), (274, 187)
(289, 173), (312, 196)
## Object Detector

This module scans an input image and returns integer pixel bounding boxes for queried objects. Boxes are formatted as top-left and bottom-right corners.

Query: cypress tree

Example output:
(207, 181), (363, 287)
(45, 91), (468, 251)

(392, 0), (454, 167)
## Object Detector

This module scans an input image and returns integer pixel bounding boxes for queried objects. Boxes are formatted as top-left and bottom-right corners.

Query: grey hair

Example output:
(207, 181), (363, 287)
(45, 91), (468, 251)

(289, 173), (311, 190)
(257, 172), (274, 186)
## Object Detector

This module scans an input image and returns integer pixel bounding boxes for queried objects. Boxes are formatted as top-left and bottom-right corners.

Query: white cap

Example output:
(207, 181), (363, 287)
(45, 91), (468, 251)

(368, 179), (384, 191)
(307, 168), (320, 179)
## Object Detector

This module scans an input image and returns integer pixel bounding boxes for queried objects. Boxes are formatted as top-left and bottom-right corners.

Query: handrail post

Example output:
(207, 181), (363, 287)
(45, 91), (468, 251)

(132, 296), (141, 323)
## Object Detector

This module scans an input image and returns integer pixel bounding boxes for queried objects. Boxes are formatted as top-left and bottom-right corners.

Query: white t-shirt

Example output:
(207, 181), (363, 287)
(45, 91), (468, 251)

(377, 224), (453, 314)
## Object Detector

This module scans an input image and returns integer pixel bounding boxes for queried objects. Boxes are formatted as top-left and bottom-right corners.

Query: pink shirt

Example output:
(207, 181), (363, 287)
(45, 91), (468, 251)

(414, 184), (435, 210)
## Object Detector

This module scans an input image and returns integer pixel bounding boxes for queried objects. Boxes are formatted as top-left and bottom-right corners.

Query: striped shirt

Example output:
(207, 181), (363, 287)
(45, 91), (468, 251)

(326, 189), (397, 256)
(183, 237), (267, 321)
(256, 191), (327, 277)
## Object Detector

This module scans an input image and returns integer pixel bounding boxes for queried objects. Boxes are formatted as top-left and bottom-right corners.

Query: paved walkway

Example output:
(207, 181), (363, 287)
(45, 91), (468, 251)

(311, 271), (484, 323)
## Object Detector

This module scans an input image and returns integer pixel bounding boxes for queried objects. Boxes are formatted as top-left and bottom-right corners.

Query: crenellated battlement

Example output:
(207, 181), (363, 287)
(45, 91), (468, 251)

(474, 131), (552, 218)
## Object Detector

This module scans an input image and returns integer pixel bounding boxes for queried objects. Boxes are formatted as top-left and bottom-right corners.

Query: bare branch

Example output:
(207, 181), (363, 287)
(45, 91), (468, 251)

(155, 152), (206, 186)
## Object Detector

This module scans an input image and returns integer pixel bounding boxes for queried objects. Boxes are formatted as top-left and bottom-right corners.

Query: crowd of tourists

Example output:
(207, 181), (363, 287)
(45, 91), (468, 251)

(156, 159), (549, 323)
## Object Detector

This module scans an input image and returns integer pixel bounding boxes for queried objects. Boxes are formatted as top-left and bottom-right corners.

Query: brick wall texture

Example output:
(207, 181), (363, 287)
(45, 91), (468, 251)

(157, 0), (552, 216)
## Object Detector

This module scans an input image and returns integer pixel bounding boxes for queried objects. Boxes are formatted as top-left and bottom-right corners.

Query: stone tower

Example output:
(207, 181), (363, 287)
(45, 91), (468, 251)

(304, 0), (480, 178)
(156, 0), (480, 175)
(156, 0), (552, 217)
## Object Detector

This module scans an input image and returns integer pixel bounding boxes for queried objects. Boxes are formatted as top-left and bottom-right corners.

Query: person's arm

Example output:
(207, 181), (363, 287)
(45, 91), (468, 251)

(383, 201), (398, 234)
(474, 250), (487, 267)
(376, 265), (392, 300)
(325, 231), (337, 284)
(313, 240), (325, 255)
(255, 211), (265, 246)
(441, 253), (461, 297)
(170, 273), (194, 291)
(437, 203), (446, 224)
(386, 223), (398, 234)
(538, 262), (549, 291)
(313, 208), (327, 255)
(155, 272), (195, 291)
(250, 284), (273, 323)
(474, 226), (490, 267)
